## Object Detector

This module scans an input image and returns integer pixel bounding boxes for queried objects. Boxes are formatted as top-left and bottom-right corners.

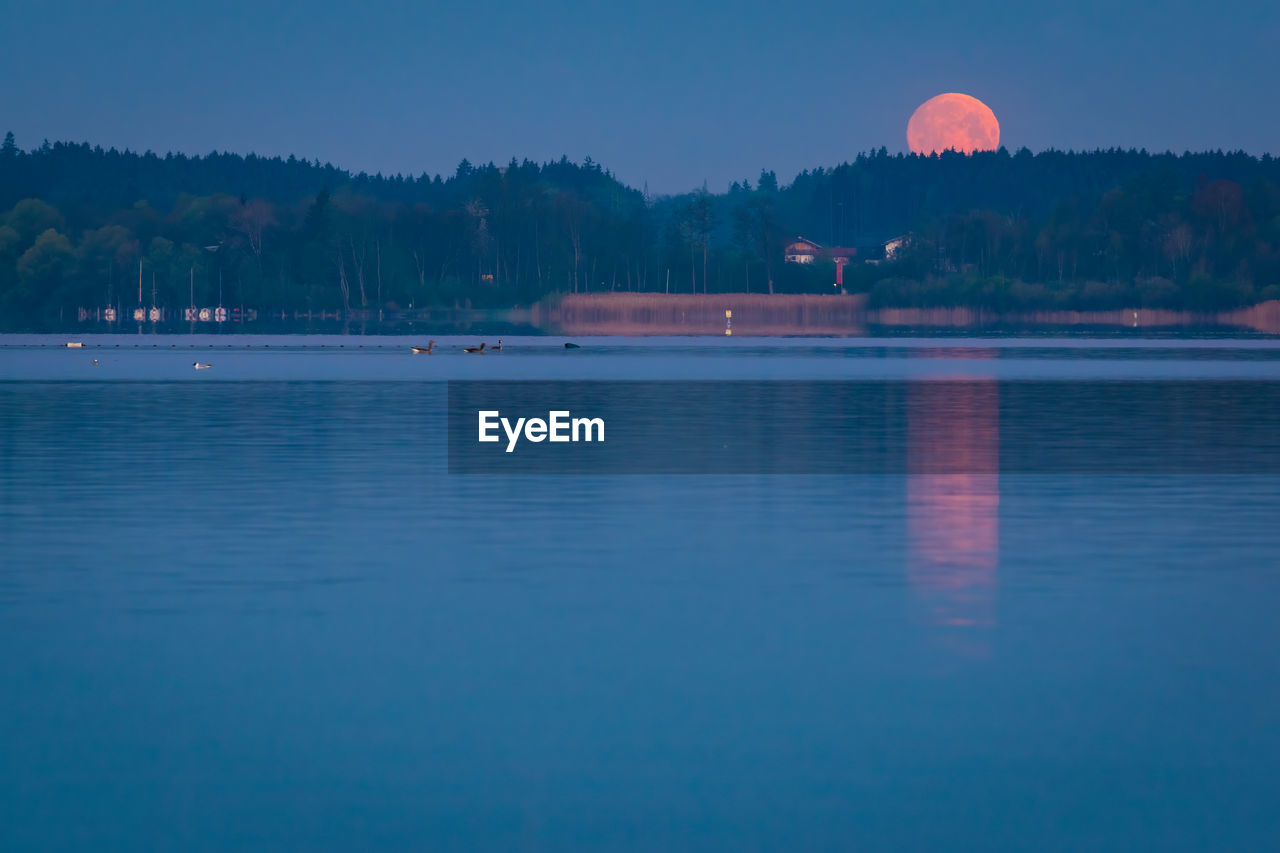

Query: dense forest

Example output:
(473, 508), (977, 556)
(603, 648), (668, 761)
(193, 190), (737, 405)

(2, 130), (1279, 328)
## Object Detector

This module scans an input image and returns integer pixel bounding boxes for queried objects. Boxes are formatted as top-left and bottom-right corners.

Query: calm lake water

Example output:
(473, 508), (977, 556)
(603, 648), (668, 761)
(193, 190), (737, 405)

(2, 335), (1280, 851)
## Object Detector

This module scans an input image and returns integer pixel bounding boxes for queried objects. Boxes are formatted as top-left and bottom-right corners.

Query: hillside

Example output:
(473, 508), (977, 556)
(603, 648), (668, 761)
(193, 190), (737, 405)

(1, 132), (1278, 329)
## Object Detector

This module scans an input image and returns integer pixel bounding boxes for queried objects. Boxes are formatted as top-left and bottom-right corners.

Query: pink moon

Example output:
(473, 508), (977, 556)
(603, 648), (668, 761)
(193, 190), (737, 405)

(907, 93), (1000, 155)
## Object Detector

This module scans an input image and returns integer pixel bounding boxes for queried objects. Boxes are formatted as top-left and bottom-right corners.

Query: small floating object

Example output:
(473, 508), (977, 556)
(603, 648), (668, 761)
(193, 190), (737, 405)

(411, 341), (436, 354)
(91, 359), (100, 366)
(66, 342), (84, 348)
(463, 343), (486, 353)
(193, 361), (213, 370)
(564, 342), (581, 349)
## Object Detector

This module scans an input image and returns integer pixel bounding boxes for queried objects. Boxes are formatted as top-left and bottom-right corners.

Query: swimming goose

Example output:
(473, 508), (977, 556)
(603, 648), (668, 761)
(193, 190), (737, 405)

(193, 361), (213, 370)
(463, 343), (486, 353)
(411, 340), (437, 354)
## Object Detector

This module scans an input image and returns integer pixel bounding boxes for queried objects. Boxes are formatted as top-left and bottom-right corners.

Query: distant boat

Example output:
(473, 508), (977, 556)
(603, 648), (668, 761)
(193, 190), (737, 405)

(66, 342), (84, 348)
(564, 342), (581, 349)
(411, 340), (436, 354)
(463, 343), (486, 353)
(193, 361), (213, 370)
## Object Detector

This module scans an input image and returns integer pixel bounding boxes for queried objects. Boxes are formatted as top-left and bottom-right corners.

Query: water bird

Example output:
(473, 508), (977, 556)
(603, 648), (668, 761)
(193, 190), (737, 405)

(91, 359), (99, 366)
(193, 361), (213, 370)
(411, 340), (436, 354)
(490, 339), (503, 351)
(564, 342), (581, 349)
(463, 343), (486, 353)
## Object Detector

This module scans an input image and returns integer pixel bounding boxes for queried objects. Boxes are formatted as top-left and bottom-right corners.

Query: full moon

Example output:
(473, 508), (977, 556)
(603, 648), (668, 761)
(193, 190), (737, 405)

(907, 93), (1000, 155)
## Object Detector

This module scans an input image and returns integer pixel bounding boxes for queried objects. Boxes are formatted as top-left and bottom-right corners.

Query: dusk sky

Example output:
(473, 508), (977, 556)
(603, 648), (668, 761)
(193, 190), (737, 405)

(3, 0), (1277, 193)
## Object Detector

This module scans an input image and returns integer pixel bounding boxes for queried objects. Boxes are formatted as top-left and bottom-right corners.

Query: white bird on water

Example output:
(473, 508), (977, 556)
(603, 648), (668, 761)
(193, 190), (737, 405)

(193, 361), (213, 370)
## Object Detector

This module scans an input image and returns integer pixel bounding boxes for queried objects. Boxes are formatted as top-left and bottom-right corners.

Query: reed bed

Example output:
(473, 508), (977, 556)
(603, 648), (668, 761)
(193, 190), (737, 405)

(531, 293), (1280, 335)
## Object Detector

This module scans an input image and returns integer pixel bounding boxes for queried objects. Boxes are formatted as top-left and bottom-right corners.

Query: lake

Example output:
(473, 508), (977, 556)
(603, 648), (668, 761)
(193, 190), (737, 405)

(2, 335), (1279, 851)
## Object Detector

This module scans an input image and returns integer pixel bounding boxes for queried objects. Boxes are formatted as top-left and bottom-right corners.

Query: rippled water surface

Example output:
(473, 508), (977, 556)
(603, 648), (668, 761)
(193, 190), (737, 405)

(2, 336), (1279, 851)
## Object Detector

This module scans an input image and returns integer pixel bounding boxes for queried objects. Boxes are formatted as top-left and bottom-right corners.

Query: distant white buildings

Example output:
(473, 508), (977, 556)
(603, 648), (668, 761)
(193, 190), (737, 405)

(784, 237), (857, 287)
(785, 234), (909, 268)
(784, 237), (855, 265)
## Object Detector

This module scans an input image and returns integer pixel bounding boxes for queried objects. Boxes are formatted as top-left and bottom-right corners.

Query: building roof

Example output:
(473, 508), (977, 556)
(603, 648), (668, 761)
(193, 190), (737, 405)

(785, 237), (855, 259)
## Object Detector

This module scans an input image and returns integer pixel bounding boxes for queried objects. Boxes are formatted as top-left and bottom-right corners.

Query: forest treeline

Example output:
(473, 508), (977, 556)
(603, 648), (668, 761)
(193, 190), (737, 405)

(1, 130), (1279, 327)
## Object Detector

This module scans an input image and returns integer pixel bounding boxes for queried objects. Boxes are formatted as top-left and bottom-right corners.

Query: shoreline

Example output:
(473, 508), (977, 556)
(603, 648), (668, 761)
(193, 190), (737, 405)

(7, 295), (1280, 337)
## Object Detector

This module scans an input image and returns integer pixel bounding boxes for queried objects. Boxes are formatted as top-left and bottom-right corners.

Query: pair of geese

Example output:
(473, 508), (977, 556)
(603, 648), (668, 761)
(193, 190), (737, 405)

(411, 340), (501, 355)
(93, 358), (207, 369)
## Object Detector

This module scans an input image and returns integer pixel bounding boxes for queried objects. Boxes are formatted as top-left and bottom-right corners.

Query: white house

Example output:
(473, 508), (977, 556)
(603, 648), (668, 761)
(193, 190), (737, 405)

(883, 235), (908, 261)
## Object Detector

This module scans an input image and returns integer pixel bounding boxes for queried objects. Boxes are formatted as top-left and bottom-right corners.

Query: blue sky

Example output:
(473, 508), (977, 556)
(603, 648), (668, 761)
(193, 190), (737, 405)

(2, 0), (1277, 192)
